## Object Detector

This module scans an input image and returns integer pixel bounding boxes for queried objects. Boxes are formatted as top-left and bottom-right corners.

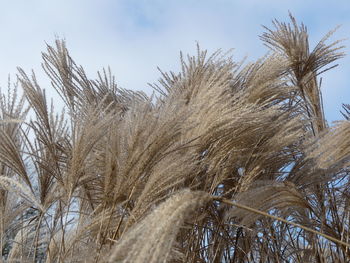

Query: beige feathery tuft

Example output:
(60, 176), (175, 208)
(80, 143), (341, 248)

(0, 14), (349, 263)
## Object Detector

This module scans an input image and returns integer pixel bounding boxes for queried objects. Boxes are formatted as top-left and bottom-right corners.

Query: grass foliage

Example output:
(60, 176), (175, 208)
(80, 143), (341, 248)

(0, 15), (350, 262)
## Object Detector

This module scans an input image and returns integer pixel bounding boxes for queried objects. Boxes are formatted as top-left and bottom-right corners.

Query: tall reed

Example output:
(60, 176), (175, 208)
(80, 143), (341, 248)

(0, 14), (349, 262)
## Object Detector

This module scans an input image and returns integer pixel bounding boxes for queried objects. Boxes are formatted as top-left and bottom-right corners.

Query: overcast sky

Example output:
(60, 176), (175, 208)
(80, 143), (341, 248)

(0, 0), (349, 122)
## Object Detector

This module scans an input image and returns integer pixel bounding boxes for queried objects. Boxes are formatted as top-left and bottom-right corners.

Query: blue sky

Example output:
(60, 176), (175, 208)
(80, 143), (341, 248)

(0, 0), (349, 122)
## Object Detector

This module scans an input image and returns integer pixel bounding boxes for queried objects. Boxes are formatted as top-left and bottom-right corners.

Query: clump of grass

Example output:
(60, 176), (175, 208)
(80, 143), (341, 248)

(0, 14), (349, 262)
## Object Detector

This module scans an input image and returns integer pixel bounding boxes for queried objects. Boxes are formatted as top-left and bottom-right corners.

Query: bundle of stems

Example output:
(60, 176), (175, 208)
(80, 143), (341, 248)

(0, 14), (349, 262)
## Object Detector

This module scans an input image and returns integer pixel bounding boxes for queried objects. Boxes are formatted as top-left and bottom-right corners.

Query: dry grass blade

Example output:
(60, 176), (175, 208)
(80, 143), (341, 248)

(225, 181), (309, 226)
(341, 103), (350, 120)
(107, 190), (211, 263)
(0, 176), (43, 211)
(0, 129), (31, 188)
(215, 196), (350, 249)
(261, 13), (345, 134)
(307, 120), (350, 170)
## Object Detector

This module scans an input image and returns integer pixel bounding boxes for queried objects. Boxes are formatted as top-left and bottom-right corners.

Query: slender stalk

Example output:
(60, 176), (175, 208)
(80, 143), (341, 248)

(213, 196), (350, 248)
